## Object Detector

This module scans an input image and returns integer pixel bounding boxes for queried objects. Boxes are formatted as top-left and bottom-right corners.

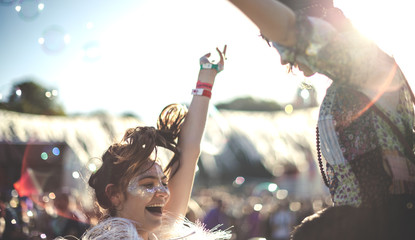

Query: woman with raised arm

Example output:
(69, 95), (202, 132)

(68, 46), (231, 240)
(228, 0), (414, 238)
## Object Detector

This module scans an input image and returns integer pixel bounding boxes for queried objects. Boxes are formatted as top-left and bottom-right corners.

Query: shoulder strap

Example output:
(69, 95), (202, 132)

(369, 66), (415, 162)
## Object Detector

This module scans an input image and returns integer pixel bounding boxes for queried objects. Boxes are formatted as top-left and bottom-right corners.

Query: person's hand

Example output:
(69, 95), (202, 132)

(199, 45), (227, 73)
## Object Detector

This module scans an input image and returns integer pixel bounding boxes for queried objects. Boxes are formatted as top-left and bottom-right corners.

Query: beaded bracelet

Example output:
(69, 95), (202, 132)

(191, 88), (212, 99)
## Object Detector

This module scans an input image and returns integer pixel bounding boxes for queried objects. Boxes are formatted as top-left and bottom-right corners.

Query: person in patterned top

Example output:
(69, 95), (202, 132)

(228, 0), (414, 238)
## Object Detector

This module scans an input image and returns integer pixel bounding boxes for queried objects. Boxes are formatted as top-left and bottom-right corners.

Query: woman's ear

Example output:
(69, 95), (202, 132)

(105, 184), (123, 208)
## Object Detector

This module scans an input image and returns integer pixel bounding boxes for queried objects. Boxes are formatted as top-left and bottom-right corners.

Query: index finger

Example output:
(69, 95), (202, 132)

(216, 47), (225, 63)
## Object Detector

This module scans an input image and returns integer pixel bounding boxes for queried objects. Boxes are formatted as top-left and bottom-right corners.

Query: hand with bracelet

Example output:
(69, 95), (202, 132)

(193, 45), (227, 99)
(200, 45), (227, 73)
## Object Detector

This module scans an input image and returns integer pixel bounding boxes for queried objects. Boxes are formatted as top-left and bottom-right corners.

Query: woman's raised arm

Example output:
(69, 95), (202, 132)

(165, 46), (227, 217)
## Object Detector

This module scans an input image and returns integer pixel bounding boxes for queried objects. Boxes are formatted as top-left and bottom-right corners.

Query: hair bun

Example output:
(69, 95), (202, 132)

(157, 103), (187, 141)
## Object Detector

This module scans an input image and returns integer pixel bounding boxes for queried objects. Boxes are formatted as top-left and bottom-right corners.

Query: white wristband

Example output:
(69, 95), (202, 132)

(191, 88), (211, 98)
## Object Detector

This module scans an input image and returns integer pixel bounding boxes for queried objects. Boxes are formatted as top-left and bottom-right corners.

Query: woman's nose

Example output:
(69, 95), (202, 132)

(154, 186), (170, 198)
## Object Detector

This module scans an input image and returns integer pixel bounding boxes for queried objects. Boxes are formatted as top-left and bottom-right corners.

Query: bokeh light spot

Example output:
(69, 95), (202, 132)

(276, 189), (288, 200)
(232, 176), (245, 187)
(38, 37), (45, 45)
(27, 210), (33, 217)
(267, 183), (278, 192)
(52, 147), (60, 156)
(48, 192), (56, 199)
(10, 198), (18, 208)
(284, 104), (293, 114)
(289, 201), (301, 212)
(88, 163), (97, 172)
(253, 203), (263, 212)
(300, 89), (310, 99)
(72, 171), (80, 179)
(40, 152), (48, 160)
(11, 190), (18, 197)
(312, 199), (323, 212)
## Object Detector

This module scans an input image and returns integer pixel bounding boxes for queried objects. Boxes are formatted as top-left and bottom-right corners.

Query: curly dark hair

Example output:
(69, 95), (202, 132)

(88, 103), (187, 216)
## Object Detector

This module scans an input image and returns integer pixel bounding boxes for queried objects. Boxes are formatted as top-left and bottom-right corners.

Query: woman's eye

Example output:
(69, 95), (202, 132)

(142, 183), (154, 189)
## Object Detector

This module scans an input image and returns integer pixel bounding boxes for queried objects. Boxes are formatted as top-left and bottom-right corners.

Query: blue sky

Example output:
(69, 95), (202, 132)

(1, 0), (414, 124)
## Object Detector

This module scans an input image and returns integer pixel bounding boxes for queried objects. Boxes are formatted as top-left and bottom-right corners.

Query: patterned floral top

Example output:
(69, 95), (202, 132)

(272, 16), (415, 207)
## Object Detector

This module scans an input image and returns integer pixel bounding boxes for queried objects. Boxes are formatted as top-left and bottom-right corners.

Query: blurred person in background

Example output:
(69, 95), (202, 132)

(47, 192), (89, 239)
(202, 198), (231, 231)
(227, 0), (415, 238)
(269, 201), (295, 240)
(57, 46), (231, 240)
(0, 191), (28, 240)
(240, 205), (262, 240)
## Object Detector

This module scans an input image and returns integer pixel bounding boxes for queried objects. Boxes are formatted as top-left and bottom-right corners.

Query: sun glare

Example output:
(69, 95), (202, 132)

(334, 0), (415, 85)
(335, 1), (390, 53)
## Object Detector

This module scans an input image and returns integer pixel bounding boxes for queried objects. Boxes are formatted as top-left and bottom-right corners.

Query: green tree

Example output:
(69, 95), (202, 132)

(1, 79), (65, 115)
(216, 96), (283, 111)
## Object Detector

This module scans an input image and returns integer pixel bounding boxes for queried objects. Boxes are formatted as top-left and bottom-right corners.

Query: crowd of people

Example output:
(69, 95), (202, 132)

(1, 184), (332, 240)
(0, 191), (89, 240)
(2, 0), (415, 239)
(192, 186), (331, 240)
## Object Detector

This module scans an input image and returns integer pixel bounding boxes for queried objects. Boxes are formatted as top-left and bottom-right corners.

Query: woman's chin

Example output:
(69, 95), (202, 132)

(304, 72), (316, 77)
(300, 69), (316, 77)
(297, 63), (316, 77)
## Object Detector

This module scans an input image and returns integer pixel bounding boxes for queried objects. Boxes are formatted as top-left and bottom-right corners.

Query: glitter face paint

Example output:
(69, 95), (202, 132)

(127, 163), (170, 200)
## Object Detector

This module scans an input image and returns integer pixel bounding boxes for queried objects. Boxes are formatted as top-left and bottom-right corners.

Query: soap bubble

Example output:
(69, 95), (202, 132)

(39, 25), (69, 54)
(15, 0), (43, 21)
